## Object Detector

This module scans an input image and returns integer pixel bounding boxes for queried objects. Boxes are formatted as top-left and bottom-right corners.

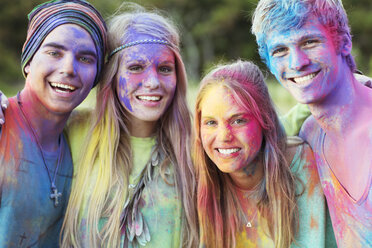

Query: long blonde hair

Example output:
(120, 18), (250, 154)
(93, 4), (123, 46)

(194, 60), (298, 248)
(62, 3), (198, 247)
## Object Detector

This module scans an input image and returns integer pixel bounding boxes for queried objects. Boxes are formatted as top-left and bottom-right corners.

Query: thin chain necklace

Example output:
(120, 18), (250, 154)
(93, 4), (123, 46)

(17, 92), (63, 207)
(236, 182), (261, 228)
(242, 208), (258, 228)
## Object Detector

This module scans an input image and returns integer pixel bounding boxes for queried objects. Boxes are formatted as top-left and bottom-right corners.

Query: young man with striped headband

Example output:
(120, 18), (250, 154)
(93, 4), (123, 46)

(0, 0), (106, 246)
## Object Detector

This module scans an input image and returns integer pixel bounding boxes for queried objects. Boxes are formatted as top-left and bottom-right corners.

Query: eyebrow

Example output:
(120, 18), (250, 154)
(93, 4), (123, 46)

(42, 42), (97, 58)
(201, 112), (248, 120)
(299, 34), (326, 42)
(42, 42), (66, 50)
(230, 113), (249, 119)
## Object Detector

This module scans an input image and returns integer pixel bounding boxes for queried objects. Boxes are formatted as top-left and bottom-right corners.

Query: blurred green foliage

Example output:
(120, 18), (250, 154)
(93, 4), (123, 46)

(1, 0), (371, 111)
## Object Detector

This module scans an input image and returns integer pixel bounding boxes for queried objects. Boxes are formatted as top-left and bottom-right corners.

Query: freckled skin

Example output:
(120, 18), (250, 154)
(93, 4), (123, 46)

(115, 36), (176, 136)
(266, 16), (344, 104)
(200, 84), (263, 188)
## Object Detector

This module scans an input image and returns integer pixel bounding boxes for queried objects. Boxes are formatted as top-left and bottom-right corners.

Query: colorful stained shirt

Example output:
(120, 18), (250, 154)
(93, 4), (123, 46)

(0, 97), (73, 247)
(235, 143), (336, 248)
(299, 120), (372, 248)
(67, 111), (182, 247)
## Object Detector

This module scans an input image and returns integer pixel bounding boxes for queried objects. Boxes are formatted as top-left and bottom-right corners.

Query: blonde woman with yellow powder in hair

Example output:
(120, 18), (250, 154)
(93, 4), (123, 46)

(61, 4), (198, 247)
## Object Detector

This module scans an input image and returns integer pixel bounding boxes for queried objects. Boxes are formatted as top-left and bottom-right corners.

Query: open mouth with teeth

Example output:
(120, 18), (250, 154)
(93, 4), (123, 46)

(216, 148), (241, 155)
(289, 70), (320, 84)
(137, 95), (162, 102)
(50, 82), (76, 93)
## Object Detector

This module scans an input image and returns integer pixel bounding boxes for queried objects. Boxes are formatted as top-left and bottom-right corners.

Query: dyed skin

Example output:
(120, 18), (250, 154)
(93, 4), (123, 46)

(116, 35), (176, 137)
(200, 83), (264, 190)
(266, 14), (372, 200)
(266, 16), (347, 105)
(263, 12), (372, 247)
(21, 24), (97, 151)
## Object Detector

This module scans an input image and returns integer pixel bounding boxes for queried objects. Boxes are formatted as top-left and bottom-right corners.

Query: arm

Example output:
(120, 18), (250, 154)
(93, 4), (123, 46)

(0, 91), (9, 125)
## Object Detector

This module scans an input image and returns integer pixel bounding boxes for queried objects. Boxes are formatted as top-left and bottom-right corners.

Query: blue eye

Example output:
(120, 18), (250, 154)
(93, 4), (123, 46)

(233, 118), (247, 125)
(303, 39), (319, 48)
(204, 120), (216, 126)
(271, 47), (287, 57)
(47, 51), (60, 57)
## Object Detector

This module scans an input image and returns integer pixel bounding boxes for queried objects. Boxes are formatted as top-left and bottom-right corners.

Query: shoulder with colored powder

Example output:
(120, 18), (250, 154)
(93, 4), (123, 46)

(290, 143), (333, 248)
(299, 116), (320, 149)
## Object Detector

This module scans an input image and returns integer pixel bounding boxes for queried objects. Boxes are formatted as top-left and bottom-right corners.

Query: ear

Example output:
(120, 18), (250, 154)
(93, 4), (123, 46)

(340, 34), (352, 57)
(24, 64), (30, 75)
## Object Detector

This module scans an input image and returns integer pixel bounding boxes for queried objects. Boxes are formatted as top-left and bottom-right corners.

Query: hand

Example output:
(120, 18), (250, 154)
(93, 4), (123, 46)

(354, 72), (372, 87)
(0, 91), (9, 125)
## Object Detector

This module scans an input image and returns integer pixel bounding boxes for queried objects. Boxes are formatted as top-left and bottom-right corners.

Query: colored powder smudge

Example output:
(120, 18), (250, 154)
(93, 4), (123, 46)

(118, 76), (132, 112)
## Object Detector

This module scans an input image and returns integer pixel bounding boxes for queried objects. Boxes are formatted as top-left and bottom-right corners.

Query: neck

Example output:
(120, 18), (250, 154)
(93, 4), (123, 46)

(18, 89), (70, 152)
(129, 118), (157, 138)
(307, 71), (372, 136)
(230, 158), (264, 191)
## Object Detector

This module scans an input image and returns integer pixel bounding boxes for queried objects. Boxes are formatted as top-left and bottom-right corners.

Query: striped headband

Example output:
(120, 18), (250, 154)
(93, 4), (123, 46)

(109, 39), (172, 59)
(21, 0), (107, 87)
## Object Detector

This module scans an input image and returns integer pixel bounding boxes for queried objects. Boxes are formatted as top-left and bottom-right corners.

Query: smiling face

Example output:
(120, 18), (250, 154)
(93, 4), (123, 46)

(200, 83), (263, 175)
(116, 38), (177, 135)
(24, 24), (97, 114)
(266, 16), (350, 104)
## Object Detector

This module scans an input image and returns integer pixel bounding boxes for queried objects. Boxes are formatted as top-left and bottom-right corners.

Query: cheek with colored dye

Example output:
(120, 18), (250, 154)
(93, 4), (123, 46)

(117, 76), (133, 112)
(199, 84), (264, 173)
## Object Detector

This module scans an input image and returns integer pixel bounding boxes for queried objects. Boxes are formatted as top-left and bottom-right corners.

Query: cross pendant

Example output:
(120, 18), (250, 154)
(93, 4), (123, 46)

(50, 187), (62, 207)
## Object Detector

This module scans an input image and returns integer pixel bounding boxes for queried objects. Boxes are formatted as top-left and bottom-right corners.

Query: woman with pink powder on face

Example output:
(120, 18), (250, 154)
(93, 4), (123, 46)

(194, 60), (336, 248)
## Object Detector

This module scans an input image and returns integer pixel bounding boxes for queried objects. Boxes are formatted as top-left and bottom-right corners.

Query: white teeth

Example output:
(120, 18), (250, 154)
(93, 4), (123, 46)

(217, 148), (240, 154)
(50, 82), (76, 91)
(138, 96), (161, 101)
(293, 73), (317, 84)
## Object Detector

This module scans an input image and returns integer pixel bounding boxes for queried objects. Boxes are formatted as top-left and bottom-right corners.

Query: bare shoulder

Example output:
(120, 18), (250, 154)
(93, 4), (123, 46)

(299, 116), (320, 147)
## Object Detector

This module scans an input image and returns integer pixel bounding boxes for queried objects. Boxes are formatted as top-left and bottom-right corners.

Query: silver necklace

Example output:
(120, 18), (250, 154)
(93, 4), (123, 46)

(17, 92), (63, 207)
(242, 208), (258, 228)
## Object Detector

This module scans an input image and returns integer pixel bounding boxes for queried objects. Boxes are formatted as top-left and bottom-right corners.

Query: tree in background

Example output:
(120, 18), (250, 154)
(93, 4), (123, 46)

(1, 0), (371, 89)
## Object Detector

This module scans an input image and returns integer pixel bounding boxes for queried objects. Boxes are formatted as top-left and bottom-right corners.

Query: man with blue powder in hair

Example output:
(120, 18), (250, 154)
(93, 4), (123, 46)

(0, 0), (106, 246)
(252, 0), (372, 247)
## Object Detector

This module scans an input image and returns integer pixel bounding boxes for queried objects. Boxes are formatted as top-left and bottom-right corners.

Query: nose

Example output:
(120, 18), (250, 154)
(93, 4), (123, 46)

(60, 54), (76, 77)
(217, 125), (233, 142)
(143, 69), (160, 89)
(289, 48), (310, 71)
